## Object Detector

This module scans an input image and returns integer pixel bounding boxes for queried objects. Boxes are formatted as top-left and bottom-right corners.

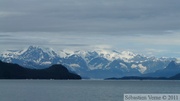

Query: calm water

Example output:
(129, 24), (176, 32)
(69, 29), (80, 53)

(0, 80), (180, 101)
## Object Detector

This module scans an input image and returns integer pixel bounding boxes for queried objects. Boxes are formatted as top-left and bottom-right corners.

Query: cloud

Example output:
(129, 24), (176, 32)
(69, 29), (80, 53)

(92, 45), (112, 50)
(0, 34), (12, 37)
(50, 43), (89, 47)
(0, 12), (25, 18)
(1, 0), (180, 58)
(0, 0), (180, 34)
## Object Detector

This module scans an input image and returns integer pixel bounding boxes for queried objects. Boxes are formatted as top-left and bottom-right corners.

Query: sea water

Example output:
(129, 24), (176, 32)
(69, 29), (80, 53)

(0, 80), (179, 101)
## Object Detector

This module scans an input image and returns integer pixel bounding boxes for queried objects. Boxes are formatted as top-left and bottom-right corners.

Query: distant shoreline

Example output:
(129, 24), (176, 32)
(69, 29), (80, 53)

(105, 76), (180, 80)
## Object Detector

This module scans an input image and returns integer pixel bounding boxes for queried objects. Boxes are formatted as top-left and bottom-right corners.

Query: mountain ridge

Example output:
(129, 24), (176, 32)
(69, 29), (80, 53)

(143, 61), (180, 77)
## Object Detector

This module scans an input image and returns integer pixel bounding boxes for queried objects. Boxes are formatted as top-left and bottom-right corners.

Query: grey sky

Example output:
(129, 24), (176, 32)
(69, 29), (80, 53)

(0, 0), (180, 57)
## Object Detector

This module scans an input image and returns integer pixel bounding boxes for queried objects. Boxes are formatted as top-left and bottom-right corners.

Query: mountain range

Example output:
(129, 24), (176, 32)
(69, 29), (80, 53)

(0, 46), (178, 79)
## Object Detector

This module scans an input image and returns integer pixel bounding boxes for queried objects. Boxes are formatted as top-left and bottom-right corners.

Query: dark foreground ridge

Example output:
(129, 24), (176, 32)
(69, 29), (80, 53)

(0, 61), (81, 79)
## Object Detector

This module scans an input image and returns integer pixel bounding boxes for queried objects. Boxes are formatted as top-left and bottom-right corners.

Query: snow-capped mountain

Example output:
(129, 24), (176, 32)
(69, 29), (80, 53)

(0, 46), (60, 69)
(0, 46), (175, 79)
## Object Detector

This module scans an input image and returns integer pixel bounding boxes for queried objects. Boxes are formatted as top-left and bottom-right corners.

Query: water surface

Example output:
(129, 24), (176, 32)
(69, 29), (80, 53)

(0, 80), (179, 101)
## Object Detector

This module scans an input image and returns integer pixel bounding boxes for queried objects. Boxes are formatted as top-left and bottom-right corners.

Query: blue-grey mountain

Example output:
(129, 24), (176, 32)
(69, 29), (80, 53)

(143, 61), (180, 77)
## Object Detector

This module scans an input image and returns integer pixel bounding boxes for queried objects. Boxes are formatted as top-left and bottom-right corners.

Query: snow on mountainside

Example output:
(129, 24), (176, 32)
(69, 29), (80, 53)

(2, 46), (57, 59)
(59, 49), (136, 62)
(2, 49), (26, 58)
(0, 46), (59, 69)
(0, 46), (176, 78)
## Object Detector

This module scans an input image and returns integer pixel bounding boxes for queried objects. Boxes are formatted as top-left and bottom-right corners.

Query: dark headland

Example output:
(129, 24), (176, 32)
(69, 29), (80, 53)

(0, 60), (81, 80)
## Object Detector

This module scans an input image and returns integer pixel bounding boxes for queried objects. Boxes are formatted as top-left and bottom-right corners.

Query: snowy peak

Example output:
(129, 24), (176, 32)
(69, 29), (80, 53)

(24, 46), (57, 58)
(1, 48), (28, 58)
(94, 49), (136, 61)
(59, 49), (76, 58)
(19, 46), (59, 64)
(58, 49), (136, 61)
(1, 46), (57, 58)
(0, 46), (60, 68)
(1, 50), (18, 58)
(121, 51), (136, 59)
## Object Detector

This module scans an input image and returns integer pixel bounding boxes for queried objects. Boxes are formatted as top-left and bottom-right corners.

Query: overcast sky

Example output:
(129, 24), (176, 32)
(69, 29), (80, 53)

(1, 0), (180, 57)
